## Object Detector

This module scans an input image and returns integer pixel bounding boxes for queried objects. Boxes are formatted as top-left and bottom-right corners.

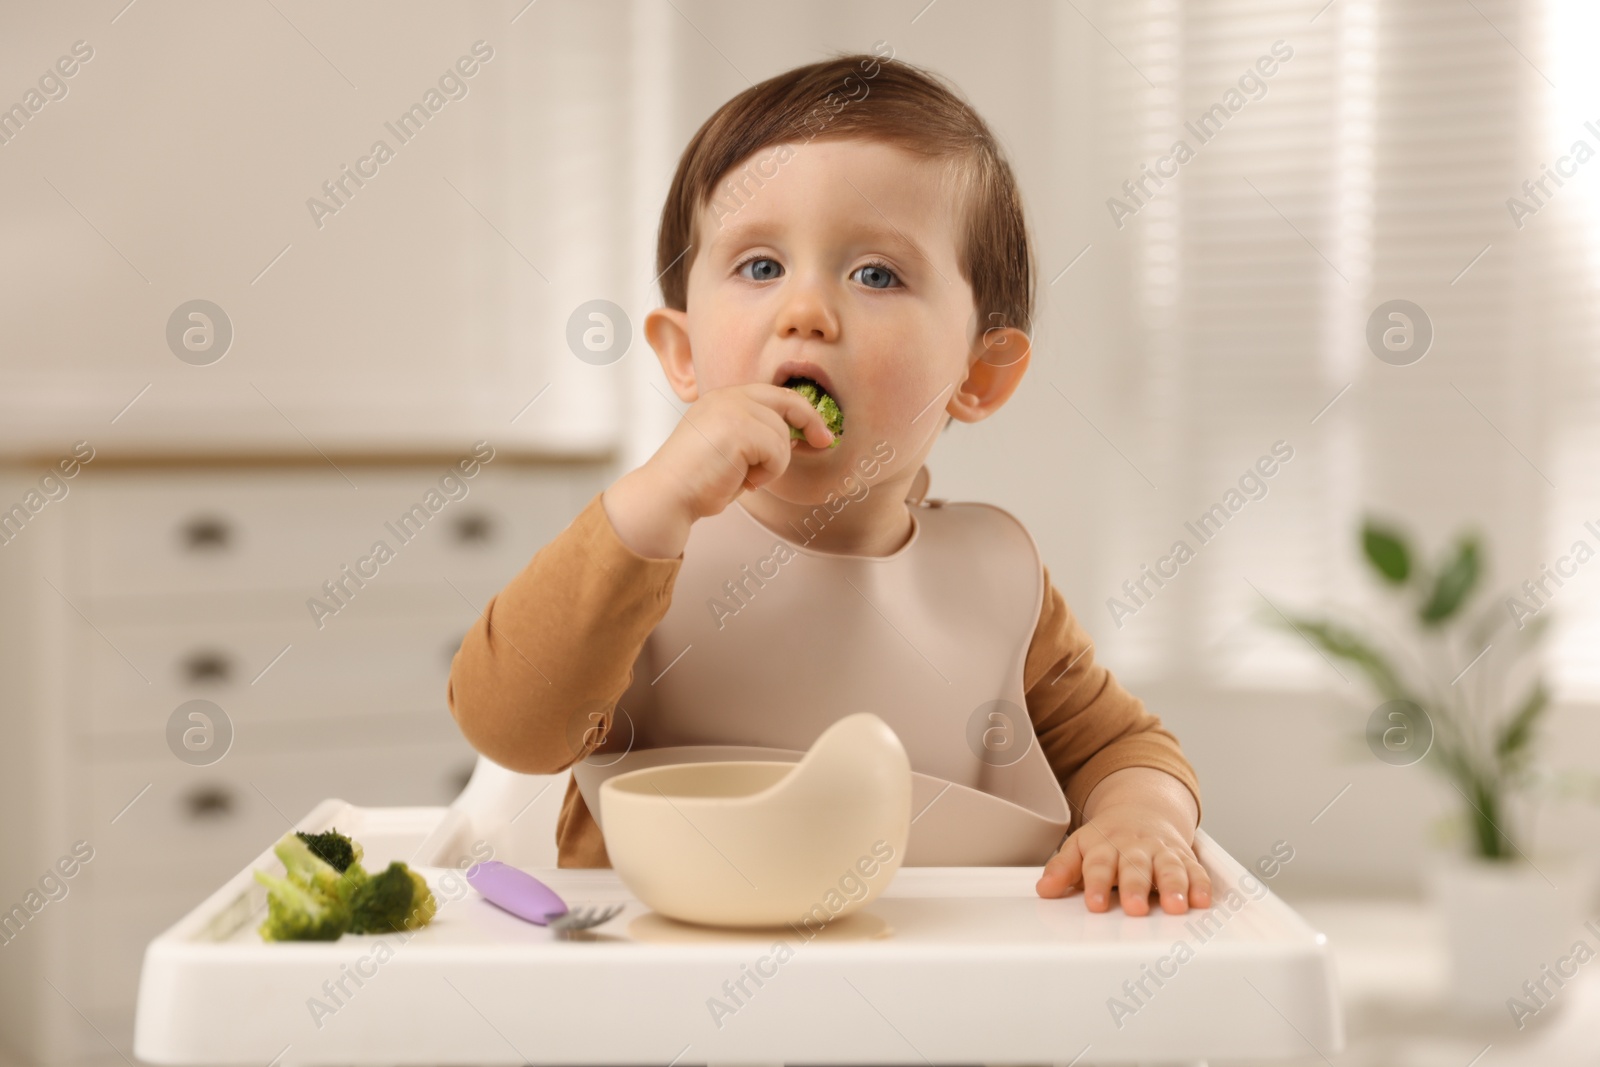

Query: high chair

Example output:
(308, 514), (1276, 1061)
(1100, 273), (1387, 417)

(134, 753), (1343, 1067)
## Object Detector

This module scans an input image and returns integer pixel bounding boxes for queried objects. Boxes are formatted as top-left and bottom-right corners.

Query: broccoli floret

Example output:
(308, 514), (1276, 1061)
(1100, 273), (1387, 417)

(253, 869), (351, 941)
(253, 831), (435, 940)
(400, 867), (438, 929)
(254, 834), (352, 941)
(296, 828), (362, 873)
(344, 861), (438, 934)
(272, 833), (348, 896)
(785, 376), (844, 447)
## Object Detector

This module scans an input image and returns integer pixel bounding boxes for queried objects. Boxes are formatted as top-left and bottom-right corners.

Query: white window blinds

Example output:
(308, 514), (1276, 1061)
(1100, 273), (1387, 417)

(1078, 0), (1596, 700)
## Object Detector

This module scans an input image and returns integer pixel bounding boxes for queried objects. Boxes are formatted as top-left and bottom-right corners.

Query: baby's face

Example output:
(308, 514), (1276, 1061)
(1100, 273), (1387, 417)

(678, 138), (983, 490)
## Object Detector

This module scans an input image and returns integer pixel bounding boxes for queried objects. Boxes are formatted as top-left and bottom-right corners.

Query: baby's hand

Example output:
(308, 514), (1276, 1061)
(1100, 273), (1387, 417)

(1035, 768), (1210, 914)
(602, 383), (835, 559)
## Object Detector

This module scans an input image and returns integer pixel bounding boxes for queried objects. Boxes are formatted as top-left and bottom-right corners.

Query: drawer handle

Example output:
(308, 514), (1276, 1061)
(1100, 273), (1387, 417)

(181, 516), (233, 552)
(182, 784), (236, 820)
(452, 513), (494, 545)
(182, 650), (234, 685)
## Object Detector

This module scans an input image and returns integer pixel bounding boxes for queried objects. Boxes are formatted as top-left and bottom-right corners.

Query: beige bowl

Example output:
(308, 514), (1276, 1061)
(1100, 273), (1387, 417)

(599, 712), (913, 928)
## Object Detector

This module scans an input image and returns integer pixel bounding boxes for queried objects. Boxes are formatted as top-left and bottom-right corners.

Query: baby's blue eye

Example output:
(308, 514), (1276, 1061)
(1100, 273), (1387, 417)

(739, 257), (783, 281)
(853, 263), (899, 289)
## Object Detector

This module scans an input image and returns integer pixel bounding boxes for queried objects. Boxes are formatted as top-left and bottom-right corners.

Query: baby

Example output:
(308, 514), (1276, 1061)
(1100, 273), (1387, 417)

(448, 50), (1209, 916)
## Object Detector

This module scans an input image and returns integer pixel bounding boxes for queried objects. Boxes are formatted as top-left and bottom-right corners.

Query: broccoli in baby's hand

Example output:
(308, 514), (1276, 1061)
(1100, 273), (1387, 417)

(785, 376), (843, 447)
(254, 834), (352, 941)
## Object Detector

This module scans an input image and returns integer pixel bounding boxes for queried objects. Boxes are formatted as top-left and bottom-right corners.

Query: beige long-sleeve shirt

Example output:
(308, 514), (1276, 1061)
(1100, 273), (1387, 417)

(447, 488), (1201, 868)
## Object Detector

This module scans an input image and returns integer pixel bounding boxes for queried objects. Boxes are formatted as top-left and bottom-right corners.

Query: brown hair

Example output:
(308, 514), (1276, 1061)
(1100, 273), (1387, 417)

(655, 49), (1035, 339)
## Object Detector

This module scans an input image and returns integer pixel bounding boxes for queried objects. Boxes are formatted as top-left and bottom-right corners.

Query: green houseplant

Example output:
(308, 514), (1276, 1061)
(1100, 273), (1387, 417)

(1269, 518), (1598, 1016)
(1270, 519), (1549, 859)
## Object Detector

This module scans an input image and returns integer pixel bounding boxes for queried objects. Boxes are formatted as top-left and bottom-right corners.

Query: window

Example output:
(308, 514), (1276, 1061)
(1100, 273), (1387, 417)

(1075, 0), (1589, 701)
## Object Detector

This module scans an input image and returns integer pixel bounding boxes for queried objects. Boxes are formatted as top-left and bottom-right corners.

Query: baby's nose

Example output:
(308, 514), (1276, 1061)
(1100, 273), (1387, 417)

(774, 281), (840, 341)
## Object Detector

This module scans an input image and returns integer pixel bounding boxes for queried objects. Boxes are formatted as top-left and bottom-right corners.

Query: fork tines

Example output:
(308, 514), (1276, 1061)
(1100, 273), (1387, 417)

(547, 904), (624, 937)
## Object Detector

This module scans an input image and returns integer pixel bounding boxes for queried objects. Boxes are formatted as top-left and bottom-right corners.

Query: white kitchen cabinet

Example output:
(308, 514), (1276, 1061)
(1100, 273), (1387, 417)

(0, 459), (610, 1066)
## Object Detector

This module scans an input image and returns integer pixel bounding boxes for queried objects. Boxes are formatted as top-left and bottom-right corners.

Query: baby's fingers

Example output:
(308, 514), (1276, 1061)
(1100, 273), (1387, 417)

(735, 392), (824, 491)
(1152, 849), (1191, 913)
(1185, 856), (1212, 908)
(760, 385), (834, 449)
(1079, 841), (1119, 912)
(1036, 835), (1083, 899)
(1117, 849), (1155, 916)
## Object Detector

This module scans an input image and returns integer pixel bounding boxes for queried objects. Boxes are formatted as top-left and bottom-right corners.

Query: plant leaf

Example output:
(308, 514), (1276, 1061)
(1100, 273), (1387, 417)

(1420, 537), (1480, 626)
(1362, 522), (1412, 584)
(1271, 613), (1414, 702)
(1495, 682), (1548, 762)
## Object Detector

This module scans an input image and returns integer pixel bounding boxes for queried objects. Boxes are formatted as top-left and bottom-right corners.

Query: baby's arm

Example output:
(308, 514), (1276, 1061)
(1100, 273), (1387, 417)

(448, 382), (836, 770)
(446, 491), (682, 773)
(1023, 567), (1210, 913)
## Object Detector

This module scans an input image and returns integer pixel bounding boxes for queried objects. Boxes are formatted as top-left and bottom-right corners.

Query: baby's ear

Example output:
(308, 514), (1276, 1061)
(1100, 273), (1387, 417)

(644, 307), (699, 402)
(977, 319), (1030, 370)
(949, 323), (1031, 425)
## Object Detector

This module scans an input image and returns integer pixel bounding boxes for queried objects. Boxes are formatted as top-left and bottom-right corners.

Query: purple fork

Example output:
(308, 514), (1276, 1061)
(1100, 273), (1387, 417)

(466, 861), (623, 937)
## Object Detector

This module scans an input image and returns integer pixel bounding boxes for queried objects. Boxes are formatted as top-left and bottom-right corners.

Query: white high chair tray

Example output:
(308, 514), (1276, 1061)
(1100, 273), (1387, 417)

(134, 798), (1342, 1066)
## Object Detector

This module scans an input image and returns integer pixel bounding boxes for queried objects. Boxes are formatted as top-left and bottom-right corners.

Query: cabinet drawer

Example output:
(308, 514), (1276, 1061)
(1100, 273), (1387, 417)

(83, 737), (479, 897)
(80, 468), (586, 597)
(82, 613), (476, 733)
(75, 891), (194, 1023)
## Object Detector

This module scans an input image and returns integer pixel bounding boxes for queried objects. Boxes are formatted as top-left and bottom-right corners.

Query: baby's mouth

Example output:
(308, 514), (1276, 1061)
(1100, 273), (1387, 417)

(784, 376), (844, 448)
